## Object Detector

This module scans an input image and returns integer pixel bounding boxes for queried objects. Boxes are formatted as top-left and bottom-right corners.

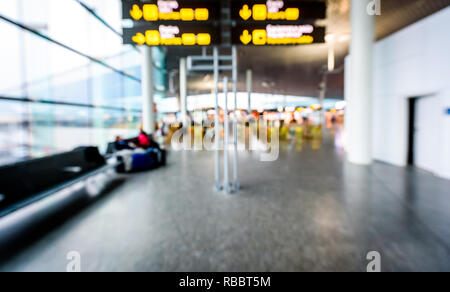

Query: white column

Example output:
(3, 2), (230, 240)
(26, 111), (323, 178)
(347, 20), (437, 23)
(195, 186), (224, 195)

(348, 0), (375, 165)
(179, 58), (188, 126)
(246, 69), (252, 114)
(213, 47), (221, 191)
(141, 46), (155, 134)
(344, 56), (352, 153)
(327, 36), (336, 72)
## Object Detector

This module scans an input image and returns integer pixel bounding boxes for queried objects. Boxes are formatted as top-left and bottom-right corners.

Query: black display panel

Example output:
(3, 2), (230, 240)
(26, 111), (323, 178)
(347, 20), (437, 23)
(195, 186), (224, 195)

(122, 0), (221, 22)
(232, 24), (325, 46)
(231, 0), (326, 22)
(123, 24), (221, 46)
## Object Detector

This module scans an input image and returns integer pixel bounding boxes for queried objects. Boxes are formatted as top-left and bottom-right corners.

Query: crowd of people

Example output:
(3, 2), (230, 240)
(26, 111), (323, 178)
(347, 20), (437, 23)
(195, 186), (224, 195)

(115, 129), (160, 151)
(113, 128), (165, 172)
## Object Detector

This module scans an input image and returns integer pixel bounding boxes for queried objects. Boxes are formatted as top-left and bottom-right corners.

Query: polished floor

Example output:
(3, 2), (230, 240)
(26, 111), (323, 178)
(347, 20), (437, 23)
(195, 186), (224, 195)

(1, 132), (450, 272)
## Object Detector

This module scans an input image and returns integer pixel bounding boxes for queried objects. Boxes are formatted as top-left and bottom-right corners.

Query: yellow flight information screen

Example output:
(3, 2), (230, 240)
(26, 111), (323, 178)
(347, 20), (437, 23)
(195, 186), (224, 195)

(230, 1), (326, 46)
(232, 24), (325, 46)
(123, 25), (221, 46)
(122, 0), (220, 22)
(231, 0), (326, 22)
(121, 1), (327, 47)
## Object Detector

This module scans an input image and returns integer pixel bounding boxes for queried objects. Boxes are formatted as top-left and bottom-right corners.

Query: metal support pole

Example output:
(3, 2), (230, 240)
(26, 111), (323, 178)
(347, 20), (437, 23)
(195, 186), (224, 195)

(232, 46), (240, 191)
(213, 47), (222, 191)
(319, 70), (328, 126)
(142, 46), (155, 134)
(328, 37), (336, 72)
(179, 58), (188, 127)
(246, 69), (252, 115)
(223, 76), (231, 194)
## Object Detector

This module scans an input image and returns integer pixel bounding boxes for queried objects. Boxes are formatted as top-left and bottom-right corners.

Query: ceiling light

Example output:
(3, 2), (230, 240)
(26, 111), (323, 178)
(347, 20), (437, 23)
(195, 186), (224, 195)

(325, 34), (335, 43)
(338, 34), (350, 42)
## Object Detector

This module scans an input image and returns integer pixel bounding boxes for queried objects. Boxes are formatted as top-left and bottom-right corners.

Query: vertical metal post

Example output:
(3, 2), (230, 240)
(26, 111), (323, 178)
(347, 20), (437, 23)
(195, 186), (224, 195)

(232, 46), (240, 191)
(142, 46), (155, 134)
(213, 47), (222, 191)
(246, 69), (252, 116)
(328, 37), (336, 72)
(179, 58), (188, 127)
(319, 70), (328, 126)
(223, 76), (231, 194)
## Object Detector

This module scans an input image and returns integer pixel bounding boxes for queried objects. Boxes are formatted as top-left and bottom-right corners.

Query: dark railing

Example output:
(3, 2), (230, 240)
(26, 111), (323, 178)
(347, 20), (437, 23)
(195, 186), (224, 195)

(0, 147), (113, 217)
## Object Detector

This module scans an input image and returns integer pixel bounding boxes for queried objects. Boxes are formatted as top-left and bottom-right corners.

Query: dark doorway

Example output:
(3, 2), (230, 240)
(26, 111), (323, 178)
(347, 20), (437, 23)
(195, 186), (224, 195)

(407, 98), (417, 166)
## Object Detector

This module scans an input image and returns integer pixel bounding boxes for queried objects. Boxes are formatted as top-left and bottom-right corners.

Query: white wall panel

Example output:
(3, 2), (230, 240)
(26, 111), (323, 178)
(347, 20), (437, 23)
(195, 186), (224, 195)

(346, 7), (450, 178)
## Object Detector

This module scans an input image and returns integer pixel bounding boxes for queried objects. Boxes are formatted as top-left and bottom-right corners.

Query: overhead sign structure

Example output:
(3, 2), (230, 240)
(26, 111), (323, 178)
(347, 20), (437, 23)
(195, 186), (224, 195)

(122, 0), (220, 22)
(232, 24), (325, 46)
(230, 1), (326, 46)
(123, 25), (221, 46)
(122, 0), (221, 46)
(121, 0), (327, 46)
(231, 0), (326, 22)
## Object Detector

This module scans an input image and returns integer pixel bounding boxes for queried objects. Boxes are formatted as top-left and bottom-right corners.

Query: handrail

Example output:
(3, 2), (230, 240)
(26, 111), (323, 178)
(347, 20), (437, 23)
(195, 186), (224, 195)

(0, 161), (120, 218)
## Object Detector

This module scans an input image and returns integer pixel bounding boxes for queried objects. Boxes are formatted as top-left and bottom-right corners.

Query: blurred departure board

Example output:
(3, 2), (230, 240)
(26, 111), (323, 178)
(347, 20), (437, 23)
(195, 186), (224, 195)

(123, 25), (221, 46)
(122, 0), (220, 22)
(121, 0), (327, 46)
(232, 24), (325, 46)
(122, 0), (221, 46)
(231, 0), (326, 22)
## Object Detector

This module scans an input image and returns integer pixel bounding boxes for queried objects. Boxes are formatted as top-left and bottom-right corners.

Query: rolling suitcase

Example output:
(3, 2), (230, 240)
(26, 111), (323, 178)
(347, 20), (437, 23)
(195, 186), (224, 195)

(131, 151), (157, 171)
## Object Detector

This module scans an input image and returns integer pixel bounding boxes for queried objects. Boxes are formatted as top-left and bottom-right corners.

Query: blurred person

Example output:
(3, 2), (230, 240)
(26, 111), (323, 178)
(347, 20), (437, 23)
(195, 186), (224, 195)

(295, 123), (304, 139)
(331, 115), (337, 126)
(115, 136), (135, 151)
(244, 121), (250, 150)
(155, 121), (167, 145)
(279, 121), (290, 141)
(312, 124), (323, 140)
(138, 129), (151, 149)
(302, 117), (312, 139)
(138, 128), (160, 150)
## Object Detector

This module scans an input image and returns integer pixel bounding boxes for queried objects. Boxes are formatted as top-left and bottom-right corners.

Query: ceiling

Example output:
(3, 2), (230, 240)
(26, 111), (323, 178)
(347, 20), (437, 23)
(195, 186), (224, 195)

(166, 0), (450, 99)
